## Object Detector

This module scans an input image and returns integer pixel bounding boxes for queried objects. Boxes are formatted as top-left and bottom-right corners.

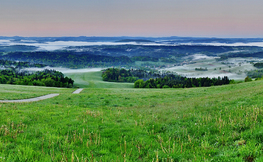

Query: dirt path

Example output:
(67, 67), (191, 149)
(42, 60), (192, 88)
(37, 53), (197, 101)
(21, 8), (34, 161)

(72, 88), (83, 94)
(0, 88), (84, 103)
(0, 94), (59, 103)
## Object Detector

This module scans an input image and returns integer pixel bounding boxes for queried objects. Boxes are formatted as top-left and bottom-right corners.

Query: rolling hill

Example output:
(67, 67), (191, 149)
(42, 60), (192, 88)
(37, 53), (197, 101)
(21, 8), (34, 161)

(1, 71), (263, 161)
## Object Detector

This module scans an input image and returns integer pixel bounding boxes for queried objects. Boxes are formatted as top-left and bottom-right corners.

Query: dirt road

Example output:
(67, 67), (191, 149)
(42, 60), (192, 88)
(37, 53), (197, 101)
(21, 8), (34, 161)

(0, 94), (59, 103)
(72, 88), (83, 94)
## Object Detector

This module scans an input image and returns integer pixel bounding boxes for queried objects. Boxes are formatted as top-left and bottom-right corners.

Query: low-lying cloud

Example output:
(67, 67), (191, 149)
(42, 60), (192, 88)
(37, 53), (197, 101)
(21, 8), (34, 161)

(1, 39), (263, 51)
(22, 66), (104, 74)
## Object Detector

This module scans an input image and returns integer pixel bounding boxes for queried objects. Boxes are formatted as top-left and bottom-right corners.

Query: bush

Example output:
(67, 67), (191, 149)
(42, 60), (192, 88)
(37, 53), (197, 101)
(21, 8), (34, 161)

(229, 80), (236, 84)
(134, 79), (144, 88)
(245, 76), (252, 82)
(163, 85), (170, 88)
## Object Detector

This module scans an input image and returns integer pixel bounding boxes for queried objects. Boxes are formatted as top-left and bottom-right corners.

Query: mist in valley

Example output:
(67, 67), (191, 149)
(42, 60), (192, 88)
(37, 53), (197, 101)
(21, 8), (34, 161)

(22, 67), (103, 74)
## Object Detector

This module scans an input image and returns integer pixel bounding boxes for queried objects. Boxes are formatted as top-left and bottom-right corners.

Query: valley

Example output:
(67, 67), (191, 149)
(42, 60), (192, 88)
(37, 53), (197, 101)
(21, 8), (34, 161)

(1, 36), (263, 161)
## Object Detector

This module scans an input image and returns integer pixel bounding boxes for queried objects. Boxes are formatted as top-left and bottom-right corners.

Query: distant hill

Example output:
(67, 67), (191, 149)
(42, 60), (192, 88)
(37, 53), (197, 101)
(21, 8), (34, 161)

(0, 45), (38, 52)
(116, 39), (154, 43)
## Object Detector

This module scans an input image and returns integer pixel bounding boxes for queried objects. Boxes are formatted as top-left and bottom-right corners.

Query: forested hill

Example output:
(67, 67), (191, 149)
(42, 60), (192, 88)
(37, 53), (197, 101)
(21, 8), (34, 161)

(0, 51), (133, 68)
(102, 68), (162, 82)
(0, 59), (46, 69)
(0, 45), (38, 52)
(102, 68), (231, 88)
(67, 45), (255, 57)
(1, 45), (263, 69)
(0, 69), (74, 88)
(134, 75), (231, 88)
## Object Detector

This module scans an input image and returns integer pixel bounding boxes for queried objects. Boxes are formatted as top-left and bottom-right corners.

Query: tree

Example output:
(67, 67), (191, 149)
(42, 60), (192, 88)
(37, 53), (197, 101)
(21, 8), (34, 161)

(244, 76), (252, 82)
(43, 78), (54, 87)
(134, 79), (144, 88)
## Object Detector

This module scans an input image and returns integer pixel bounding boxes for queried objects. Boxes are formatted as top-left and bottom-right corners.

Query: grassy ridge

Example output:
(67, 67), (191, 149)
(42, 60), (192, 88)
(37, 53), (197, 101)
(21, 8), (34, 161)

(65, 71), (134, 88)
(1, 74), (263, 161)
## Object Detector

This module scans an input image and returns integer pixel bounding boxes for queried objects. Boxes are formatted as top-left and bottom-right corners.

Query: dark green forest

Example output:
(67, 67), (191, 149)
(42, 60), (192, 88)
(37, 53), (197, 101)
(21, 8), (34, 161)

(2, 45), (260, 69)
(254, 63), (263, 68)
(0, 59), (46, 68)
(135, 75), (231, 88)
(247, 69), (263, 79)
(0, 45), (38, 52)
(0, 69), (74, 87)
(0, 51), (133, 68)
(131, 56), (159, 62)
(102, 68), (231, 88)
(102, 68), (161, 82)
(195, 67), (208, 71)
(67, 45), (257, 57)
(218, 51), (263, 60)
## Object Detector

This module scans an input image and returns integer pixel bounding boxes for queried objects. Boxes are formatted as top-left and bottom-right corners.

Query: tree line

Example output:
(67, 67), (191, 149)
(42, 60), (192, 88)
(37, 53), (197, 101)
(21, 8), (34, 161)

(254, 63), (263, 68)
(102, 68), (231, 88)
(131, 56), (159, 62)
(102, 68), (162, 82)
(246, 69), (263, 78)
(0, 51), (133, 68)
(134, 75), (231, 88)
(0, 59), (46, 68)
(195, 67), (208, 71)
(0, 69), (74, 88)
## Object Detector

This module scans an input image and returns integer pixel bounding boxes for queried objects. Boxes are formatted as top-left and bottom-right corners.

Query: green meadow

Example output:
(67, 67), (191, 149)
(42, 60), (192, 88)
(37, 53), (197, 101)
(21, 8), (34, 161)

(1, 71), (263, 161)
(66, 71), (134, 88)
(0, 84), (72, 100)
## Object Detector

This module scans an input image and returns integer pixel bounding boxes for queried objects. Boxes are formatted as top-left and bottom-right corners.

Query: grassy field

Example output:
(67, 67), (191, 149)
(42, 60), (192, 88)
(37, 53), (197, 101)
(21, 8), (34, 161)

(66, 71), (134, 88)
(1, 72), (263, 161)
(0, 84), (73, 100)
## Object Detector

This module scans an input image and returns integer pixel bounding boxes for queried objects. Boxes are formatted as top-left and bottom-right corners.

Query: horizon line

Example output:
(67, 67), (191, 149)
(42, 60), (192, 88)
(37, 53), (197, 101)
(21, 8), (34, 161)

(0, 35), (263, 39)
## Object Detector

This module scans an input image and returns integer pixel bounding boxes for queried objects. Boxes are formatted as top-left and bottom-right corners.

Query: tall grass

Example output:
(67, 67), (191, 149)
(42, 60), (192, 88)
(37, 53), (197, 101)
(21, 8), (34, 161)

(0, 84), (72, 100)
(1, 80), (263, 161)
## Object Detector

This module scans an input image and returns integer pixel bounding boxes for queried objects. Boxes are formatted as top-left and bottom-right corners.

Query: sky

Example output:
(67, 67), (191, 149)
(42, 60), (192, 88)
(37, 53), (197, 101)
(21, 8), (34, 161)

(0, 0), (263, 38)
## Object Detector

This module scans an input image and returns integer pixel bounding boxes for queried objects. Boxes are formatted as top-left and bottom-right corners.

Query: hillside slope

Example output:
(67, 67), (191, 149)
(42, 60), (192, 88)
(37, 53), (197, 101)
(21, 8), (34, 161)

(1, 79), (263, 161)
(65, 71), (134, 88)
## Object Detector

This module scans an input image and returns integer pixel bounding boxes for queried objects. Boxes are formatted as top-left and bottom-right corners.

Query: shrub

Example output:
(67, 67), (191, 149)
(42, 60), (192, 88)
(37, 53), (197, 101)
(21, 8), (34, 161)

(134, 79), (144, 88)
(163, 85), (170, 88)
(245, 76), (252, 82)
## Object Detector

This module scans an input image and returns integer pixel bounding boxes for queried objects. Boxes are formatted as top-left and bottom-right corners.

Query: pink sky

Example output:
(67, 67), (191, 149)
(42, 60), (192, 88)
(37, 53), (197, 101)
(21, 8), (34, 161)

(1, 0), (263, 37)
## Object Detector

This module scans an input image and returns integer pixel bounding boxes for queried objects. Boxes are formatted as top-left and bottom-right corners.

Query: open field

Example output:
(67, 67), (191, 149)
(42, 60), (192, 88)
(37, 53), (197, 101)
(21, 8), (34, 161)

(1, 71), (263, 161)
(0, 84), (72, 100)
(65, 71), (134, 88)
(0, 94), (60, 103)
